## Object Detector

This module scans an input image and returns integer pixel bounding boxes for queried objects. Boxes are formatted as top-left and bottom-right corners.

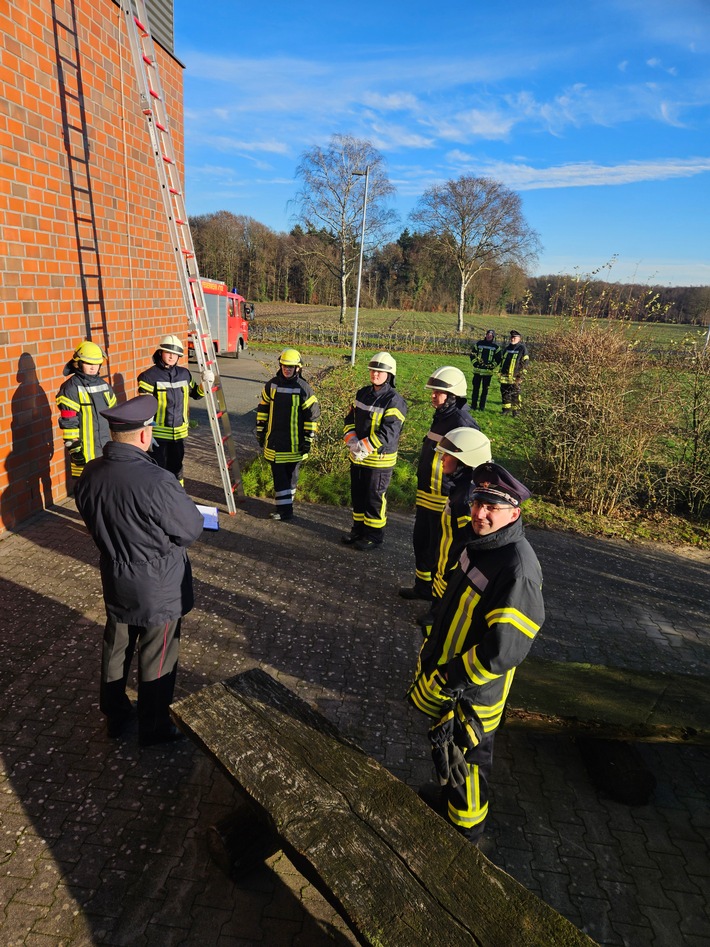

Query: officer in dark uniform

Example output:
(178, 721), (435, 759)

(74, 395), (204, 746)
(408, 462), (544, 845)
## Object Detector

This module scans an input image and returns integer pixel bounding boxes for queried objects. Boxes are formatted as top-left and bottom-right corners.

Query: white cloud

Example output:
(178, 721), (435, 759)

(361, 92), (420, 111)
(443, 154), (710, 189)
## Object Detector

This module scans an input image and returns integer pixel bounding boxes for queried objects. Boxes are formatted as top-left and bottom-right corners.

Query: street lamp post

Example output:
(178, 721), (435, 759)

(350, 166), (369, 367)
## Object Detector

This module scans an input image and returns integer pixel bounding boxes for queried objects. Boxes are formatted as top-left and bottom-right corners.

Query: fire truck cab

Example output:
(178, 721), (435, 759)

(190, 278), (252, 359)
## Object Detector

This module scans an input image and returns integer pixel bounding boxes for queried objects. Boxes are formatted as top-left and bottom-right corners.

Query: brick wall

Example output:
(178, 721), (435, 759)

(0, 0), (187, 531)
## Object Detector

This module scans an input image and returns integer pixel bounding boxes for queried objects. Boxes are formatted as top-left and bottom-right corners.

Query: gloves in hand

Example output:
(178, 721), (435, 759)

(453, 698), (483, 753)
(201, 369), (215, 388)
(447, 744), (469, 788)
(429, 710), (455, 786)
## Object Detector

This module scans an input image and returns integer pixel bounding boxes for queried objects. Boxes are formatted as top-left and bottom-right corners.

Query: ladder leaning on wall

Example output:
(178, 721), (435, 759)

(120, 0), (242, 513)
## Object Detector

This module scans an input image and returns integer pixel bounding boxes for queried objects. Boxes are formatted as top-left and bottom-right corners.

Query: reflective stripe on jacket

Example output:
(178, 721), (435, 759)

(56, 363), (116, 473)
(409, 516), (544, 735)
(499, 342), (529, 384)
(256, 372), (320, 463)
(416, 400), (478, 512)
(137, 357), (204, 440)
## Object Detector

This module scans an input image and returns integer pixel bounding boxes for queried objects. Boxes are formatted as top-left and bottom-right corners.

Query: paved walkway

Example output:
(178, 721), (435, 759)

(0, 349), (708, 946)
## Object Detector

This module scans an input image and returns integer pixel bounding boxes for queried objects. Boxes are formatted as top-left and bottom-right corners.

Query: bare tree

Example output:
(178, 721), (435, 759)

(411, 176), (541, 332)
(293, 134), (397, 324)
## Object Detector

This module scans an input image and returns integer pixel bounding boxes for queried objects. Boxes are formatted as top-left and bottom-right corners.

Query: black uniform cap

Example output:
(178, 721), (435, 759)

(468, 461), (531, 507)
(510, 329), (522, 338)
(100, 395), (157, 431)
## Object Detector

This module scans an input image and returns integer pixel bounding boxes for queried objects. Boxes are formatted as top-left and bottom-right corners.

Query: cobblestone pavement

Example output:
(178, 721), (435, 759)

(0, 350), (708, 946)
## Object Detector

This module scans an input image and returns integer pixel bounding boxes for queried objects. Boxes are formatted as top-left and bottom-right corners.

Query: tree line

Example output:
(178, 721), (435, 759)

(189, 134), (709, 330)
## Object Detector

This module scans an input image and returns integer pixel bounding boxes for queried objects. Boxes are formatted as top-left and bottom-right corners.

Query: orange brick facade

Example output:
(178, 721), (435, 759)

(1, 0), (186, 531)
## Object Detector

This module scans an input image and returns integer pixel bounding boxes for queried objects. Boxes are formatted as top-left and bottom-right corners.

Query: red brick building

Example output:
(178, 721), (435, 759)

(1, 0), (186, 532)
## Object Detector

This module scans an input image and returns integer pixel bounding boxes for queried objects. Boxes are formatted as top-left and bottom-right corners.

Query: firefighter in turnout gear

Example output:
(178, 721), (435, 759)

(56, 340), (117, 478)
(137, 335), (210, 484)
(399, 367), (479, 601)
(419, 427), (493, 633)
(74, 395), (204, 746)
(342, 352), (407, 551)
(469, 329), (500, 411)
(408, 462), (544, 845)
(498, 330), (529, 414)
(255, 348), (320, 521)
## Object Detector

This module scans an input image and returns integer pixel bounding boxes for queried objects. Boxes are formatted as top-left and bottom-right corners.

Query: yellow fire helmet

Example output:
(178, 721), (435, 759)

(73, 340), (106, 365)
(279, 348), (302, 367)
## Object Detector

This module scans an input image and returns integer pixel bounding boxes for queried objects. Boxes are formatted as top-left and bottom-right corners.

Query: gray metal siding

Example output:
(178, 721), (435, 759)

(145, 0), (174, 54)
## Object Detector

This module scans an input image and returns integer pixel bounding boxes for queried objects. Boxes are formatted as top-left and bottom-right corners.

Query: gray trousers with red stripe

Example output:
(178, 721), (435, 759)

(100, 615), (181, 738)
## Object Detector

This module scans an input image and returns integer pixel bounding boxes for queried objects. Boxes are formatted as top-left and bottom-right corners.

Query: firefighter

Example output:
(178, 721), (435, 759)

(74, 395), (204, 746)
(137, 334), (212, 484)
(422, 426), (493, 630)
(498, 330), (529, 414)
(408, 462), (544, 845)
(56, 340), (117, 478)
(342, 352), (408, 551)
(399, 367), (479, 601)
(255, 348), (320, 521)
(469, 329), (500, 411)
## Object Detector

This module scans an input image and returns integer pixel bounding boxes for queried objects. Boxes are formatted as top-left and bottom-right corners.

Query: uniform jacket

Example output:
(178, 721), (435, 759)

(432, 466), (474, 600)
(74, 441), (204, 626)
(409, 516), (544, 737)
(343, 381), (407, 469)
(137, 355), (204, 440)
(470, 337), (500, 375)
(256, 371), (320, 463)
(56, 362), (117, 475)
(499, 341), (529, 384)
(416, 399), (479, 513)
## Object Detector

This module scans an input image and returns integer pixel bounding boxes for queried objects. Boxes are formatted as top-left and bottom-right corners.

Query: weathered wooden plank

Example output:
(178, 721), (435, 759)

(508, 659), (710, 744)
(172, 669), (597, 947)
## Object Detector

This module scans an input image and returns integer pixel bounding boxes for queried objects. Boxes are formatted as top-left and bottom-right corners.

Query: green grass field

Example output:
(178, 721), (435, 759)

(253, 302), (704, 348)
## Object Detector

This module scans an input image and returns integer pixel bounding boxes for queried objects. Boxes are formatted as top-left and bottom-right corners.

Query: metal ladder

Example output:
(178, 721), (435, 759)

(121, 0), (242, 512)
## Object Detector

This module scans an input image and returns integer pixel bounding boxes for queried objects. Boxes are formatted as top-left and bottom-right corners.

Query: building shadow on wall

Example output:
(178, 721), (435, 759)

(1, 353), (55, 530)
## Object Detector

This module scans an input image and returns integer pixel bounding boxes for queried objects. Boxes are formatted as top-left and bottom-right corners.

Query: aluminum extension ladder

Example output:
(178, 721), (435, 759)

(121, 0), (242, 512)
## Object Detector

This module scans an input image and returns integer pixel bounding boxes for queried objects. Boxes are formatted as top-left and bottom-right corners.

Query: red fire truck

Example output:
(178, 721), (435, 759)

(189, 278), (253, 358)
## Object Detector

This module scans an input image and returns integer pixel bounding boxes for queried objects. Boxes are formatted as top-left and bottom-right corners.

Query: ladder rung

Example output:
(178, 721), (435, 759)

(142, 54), (153, 65)
(133, 15), (148, 34)
(181, 250), (194, 258)
(162, 155), (174, 164)
(156, 121), (167, 132)
(175, 218), (185, 225)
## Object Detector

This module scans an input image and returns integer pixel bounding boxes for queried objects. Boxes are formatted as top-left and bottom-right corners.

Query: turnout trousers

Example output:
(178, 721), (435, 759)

(445, 731), (496, 845)
(500, 380), (522, 414)
(270, 460), (301, 519)
(100, 614), (182, 740)
(470, 373), (493, 411)
(349, 465), (392, 543)
(151, 439), (186, 483)
(412, 505), (441, 597)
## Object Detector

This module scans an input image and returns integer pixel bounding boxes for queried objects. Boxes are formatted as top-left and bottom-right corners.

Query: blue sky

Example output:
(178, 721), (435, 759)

(173, 0), (710, 286)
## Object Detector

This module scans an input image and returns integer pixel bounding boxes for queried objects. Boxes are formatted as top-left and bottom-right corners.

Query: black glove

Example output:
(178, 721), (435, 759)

(428, 710), (455, 786)
(68, 443), (85, 466)
(447, 744), (469, 788)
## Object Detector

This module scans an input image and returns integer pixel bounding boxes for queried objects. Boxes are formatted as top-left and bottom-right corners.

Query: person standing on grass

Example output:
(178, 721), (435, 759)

(342, 352), (407, 551)
(256, 348), (320, 521)
(469, 329), (500, 411)
(499, 330), (529, 415)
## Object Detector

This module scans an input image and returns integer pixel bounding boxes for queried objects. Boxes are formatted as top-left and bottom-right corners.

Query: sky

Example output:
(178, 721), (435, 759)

(172, 0), (710, 286)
